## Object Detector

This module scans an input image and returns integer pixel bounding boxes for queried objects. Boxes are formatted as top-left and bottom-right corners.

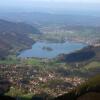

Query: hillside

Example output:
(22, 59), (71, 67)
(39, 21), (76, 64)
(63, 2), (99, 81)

(0, 19), (41, 59)
(0, 74), (100, 100)
(54, 75), (100, 100)
(59, 46), (100, 64)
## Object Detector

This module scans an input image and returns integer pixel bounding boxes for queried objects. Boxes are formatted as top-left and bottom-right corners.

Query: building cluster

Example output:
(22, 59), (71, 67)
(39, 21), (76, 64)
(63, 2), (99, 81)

(0, 64), (84, 96)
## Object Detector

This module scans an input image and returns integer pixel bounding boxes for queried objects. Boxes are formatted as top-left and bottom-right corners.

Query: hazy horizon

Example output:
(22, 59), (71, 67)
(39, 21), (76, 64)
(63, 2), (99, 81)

(0, 0), (100, 15)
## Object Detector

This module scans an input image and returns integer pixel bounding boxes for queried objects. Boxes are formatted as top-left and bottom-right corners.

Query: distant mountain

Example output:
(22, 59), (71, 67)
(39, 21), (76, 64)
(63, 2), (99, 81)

(0, 19), (41, 59)
(0, 12), (100, 26)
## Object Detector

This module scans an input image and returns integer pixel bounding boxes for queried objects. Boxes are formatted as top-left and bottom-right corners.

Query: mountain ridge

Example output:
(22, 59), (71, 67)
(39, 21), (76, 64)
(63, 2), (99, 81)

(0, 19), (41, 59)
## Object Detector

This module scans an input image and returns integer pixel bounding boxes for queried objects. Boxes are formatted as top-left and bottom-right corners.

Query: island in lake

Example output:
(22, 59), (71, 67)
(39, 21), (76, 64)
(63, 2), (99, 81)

(42, 46), (53, 51)
(18, 41), (87, 59)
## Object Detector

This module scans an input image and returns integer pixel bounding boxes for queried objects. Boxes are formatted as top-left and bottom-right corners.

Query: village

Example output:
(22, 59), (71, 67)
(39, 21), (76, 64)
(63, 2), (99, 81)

(0, 64), (85, 96)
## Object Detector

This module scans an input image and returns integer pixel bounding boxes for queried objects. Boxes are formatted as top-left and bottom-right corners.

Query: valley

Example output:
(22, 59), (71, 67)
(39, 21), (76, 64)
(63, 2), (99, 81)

(0, 13), (100, 100)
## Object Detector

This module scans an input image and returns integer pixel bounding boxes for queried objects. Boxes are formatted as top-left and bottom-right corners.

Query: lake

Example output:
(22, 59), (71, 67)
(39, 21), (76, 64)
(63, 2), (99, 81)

(18, 41), (87, 59)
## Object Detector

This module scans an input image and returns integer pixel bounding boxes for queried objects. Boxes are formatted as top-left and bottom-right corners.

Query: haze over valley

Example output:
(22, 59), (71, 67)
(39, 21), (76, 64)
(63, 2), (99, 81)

(0, 0), (100, 100)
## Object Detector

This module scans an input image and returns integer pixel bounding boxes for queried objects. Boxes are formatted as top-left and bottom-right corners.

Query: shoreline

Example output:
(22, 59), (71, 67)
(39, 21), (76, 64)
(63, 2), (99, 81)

(17, 40), (88, 60)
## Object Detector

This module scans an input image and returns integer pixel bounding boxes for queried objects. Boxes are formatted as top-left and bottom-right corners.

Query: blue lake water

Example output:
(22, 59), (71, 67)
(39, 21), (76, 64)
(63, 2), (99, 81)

(18, 41), (87, 59)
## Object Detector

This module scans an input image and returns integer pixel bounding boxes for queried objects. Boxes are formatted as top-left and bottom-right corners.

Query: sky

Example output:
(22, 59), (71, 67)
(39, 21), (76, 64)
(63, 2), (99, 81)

(0, 0), (100, 14)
